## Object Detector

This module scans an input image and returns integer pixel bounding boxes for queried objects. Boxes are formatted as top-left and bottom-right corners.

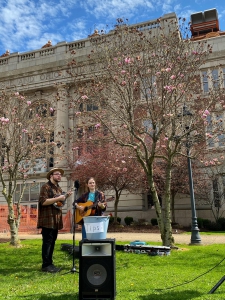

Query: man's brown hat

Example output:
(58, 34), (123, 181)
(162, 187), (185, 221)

(46, 168), (64, 180)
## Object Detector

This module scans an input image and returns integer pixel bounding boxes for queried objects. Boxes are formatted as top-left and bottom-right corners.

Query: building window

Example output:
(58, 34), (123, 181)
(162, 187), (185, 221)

(87, 103), (98, 111)
(14, 182), (45, 203)
(28, 101), (54, 119)
(78, 102), (98, 112)
(212, 175), (225, 208)
(141, 76), (156, 100)
(202, 68), (225, 93)
(206, 113), (225, 148)
(223, 68), (225, 88)
(202, 71), (209, 93)
(212, 69), (219, 89)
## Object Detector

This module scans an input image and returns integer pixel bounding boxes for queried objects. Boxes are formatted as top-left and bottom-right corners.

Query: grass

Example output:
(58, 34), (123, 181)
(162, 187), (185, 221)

(184, 231), (225, 235)
(1, 238), (225, 299)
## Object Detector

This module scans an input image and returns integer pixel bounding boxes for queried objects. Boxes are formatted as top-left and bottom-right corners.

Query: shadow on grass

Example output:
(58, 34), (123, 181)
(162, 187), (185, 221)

(139, 290), (203, 300)
(12, 292), (78, 300)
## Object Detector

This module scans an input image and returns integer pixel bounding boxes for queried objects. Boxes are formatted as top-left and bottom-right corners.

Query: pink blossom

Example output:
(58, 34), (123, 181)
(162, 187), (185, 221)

(156, 72), (161, 76)
(50, 107), (54, 112)
(164, 85), (176, 92)
(22, 129), (28, 133)
(95, 123), (101, 128)
(27, 101), (31, 106)
(121, 81), (126, 86)
(170, 75), (176, 80)
(122, 168), (128, 172)
(75, 111), (81, 116)
(0, 117), (9, 124)
(121, 70), (126, 74)
(14, 92), (19, 96)
(121, 160), (126, 164)
(81, 95), (88, 100)
(164, 137), (168, 140)
(165, 68), (171, 72)
(124, 57), (131, 64)
(202, 110), (210, 118)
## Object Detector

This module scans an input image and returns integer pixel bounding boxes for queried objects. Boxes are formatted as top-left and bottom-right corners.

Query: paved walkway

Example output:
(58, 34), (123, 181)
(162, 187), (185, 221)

(1, 232), (225, 245)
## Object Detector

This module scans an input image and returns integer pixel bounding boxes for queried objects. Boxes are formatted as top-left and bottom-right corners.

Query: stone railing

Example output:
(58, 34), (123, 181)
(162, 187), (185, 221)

(0, 38), (88, 69)
(0, 13), (177, 70)
(0, 58), (8, 65)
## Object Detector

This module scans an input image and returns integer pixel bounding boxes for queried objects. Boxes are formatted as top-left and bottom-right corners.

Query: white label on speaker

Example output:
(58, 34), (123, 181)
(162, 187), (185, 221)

(84, 222), (104, 233)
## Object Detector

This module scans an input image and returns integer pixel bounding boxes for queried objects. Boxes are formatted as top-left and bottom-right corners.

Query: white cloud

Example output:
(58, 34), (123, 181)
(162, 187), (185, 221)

(0, 0), (77, 53)
(81, 0), (155, 20)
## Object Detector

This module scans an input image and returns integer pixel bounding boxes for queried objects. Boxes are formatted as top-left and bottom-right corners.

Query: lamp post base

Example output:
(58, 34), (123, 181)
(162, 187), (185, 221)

(189, 228), (202, 245)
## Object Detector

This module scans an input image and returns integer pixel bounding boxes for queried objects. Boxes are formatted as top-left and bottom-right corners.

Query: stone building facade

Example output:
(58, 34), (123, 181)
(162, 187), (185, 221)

(0, 10), (225, 226)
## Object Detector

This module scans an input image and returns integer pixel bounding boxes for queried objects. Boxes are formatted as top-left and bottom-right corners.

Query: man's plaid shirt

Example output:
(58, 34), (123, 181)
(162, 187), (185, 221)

(37, 181), (63, 230)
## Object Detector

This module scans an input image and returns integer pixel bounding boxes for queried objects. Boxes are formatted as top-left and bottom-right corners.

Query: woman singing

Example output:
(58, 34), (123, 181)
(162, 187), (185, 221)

(74, 177), (106, 239)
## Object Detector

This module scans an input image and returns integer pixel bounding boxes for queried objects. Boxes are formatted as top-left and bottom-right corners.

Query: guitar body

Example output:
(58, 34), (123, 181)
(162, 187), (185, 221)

(75, 201), (95, 224)
(75, 196), (115, 224)
(53, 189), (73, 210)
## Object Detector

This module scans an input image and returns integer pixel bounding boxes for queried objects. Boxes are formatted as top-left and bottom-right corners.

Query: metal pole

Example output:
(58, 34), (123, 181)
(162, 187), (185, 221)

(187, 145), (202, 245)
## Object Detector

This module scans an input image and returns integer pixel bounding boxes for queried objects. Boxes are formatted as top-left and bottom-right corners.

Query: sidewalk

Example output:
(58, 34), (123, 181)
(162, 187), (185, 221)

(1, 231), (225, 245)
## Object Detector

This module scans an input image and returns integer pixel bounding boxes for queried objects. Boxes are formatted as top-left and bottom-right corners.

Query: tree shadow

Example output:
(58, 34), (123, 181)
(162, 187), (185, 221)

(139, 290), (203, 300)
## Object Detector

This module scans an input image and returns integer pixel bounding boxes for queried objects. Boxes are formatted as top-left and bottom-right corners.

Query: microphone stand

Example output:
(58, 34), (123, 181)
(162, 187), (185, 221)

(62, 184), (79, 275)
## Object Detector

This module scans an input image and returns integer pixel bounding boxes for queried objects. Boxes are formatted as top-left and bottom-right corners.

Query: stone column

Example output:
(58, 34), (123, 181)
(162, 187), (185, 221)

(54, 84), (69, 169)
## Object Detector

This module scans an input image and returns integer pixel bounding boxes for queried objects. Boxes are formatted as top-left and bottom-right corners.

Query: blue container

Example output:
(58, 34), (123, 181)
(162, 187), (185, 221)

(83, 216), (109, 240)
(130, 240), (146, 246)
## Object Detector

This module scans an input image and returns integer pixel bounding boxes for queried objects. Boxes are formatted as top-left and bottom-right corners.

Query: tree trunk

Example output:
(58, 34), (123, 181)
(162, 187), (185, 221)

(8, 216), (20, 246)
(171, 192), (176, 224)
(7, 201), (20, 246)
(113, 190), (119, 224)
(162, 159), (174, 246)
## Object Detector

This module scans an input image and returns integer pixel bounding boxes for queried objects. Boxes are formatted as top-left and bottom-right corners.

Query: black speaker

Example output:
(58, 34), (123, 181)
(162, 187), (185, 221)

(79, 239), (116, 300)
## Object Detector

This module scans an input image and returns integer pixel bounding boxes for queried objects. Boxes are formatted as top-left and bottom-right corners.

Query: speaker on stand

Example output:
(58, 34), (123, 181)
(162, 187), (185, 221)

(79, 239), (116, 300)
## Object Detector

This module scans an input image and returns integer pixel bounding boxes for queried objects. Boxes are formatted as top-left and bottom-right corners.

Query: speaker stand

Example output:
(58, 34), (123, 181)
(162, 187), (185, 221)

(62, 188), (79, 275)
(209, 275), (225, 294)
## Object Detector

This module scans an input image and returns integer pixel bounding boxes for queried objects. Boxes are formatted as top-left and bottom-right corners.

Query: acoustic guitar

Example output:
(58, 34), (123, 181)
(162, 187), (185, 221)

(75, 196), (115, 223)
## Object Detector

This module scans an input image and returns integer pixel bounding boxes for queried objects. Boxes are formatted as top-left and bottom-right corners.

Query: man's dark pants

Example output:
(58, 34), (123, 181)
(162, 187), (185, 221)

(41, 227), (58, 268)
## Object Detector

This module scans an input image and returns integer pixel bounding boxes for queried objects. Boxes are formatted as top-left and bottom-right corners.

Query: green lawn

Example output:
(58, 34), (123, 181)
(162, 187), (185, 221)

(1, 238), (225, 299)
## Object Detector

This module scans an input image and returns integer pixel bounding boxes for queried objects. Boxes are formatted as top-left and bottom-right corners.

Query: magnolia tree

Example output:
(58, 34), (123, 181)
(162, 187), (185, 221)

(0, 90), (55, 246)
(68, 18), (225, 246)
(68, 129), (146, 223)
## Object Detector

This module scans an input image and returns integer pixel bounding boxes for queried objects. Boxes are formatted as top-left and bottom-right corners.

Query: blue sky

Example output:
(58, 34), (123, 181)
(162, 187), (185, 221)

(0, 0), (225, 55)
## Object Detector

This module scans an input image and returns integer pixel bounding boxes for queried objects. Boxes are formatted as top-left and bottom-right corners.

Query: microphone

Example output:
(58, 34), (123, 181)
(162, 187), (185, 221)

(74, 180), (80, 190)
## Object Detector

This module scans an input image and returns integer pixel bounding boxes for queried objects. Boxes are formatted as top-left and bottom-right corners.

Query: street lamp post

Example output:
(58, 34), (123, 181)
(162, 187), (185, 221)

(182, 106), (202, 245)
